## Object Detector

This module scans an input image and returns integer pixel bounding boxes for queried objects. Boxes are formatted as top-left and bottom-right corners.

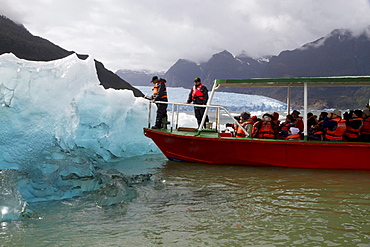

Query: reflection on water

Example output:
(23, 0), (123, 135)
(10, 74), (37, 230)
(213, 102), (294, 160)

(1, 158), (370, 246)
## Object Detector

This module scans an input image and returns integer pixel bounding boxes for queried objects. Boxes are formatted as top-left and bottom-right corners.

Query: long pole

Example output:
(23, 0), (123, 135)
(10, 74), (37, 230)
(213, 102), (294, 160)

(287, 86), (291, 115)
(303, 82), (308, 138)
(198, 81), (219, 131)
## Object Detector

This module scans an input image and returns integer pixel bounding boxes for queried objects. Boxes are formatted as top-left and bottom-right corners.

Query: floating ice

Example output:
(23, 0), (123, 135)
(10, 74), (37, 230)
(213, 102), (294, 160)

(0, 170), (27, 221)
(0, 53), (158, 172)
(0, 53), (159, 209)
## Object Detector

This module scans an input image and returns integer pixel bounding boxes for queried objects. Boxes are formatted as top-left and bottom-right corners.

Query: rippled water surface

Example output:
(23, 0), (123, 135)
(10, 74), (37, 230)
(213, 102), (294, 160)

(1, 158), (370, 246)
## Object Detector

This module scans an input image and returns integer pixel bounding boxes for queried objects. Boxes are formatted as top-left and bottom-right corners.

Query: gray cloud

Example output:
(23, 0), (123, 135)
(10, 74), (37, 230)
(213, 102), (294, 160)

(1, 0), (370, 72)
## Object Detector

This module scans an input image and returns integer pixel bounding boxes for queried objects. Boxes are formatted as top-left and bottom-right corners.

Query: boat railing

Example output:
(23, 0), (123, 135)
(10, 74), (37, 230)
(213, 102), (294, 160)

(147, 101), (249, 137)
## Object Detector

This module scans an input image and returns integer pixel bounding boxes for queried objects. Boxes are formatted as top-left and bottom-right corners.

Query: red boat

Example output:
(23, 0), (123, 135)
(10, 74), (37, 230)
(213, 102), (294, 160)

(144, 77), (370, 170)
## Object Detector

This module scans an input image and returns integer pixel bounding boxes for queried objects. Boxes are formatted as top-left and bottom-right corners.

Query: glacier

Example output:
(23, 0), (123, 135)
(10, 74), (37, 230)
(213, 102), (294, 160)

(0, 53), (158, 171)
(0, 53), (162, 220)
(0, 53), (286, 221)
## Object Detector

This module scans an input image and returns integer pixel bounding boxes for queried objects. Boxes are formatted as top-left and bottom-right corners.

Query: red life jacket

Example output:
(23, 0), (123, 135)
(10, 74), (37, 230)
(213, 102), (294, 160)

(152, 81), (167, 99)
(236, 120), (253, 138)
(273, 120), (280, 126)
(293, 118), (304, 132)
(361, 117), (370, 135)
(191, 84), (205, 100)
(344, 117), (363, 139)
(257, 121), (275, 139)
(252, 121), (260, 137)
(281, 122), (292, 132)
(287, 134), (300, 140)
(326, 118), (346, 141)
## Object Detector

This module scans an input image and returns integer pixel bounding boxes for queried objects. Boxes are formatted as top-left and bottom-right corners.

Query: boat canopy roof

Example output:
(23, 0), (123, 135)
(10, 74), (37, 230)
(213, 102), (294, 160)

(214, 76), (370, 87)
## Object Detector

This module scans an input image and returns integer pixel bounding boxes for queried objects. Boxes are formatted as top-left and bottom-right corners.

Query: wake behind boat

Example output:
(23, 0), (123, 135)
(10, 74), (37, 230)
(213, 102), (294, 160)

(144, 76), (370, 170)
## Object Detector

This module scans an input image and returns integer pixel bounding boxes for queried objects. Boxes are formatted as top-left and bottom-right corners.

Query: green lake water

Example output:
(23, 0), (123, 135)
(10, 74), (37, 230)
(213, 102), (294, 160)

(1, 155), (369, 246)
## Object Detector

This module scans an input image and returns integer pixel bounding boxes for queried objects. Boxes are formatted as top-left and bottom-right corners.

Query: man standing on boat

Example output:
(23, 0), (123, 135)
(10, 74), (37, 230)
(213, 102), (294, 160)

(150, 76), (168, 129)
(186, 77), (209, 127)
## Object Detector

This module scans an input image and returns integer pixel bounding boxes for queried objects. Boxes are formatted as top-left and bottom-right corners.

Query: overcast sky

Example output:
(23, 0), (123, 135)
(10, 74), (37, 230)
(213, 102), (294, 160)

(2, 0), (370, 72)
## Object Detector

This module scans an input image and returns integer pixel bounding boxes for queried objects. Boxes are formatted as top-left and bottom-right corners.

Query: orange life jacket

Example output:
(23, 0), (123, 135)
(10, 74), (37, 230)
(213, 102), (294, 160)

(326, 118), (346, 141)
(361, 117), (370, 135)
(236, 120), (253, 138)
(152, 81), (167, 100)
(287, 134), (300, 140)
(344, 117), (362, 139)
(256, 121), (275, 139)
(191, 84), (205, 100)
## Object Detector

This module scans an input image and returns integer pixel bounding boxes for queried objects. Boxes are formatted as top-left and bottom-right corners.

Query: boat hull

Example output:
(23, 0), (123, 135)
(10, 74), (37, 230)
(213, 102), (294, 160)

(144, 128), (370, 170)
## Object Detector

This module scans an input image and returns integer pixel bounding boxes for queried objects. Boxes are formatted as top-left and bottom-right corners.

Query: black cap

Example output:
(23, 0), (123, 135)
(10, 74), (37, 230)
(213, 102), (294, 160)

(151, 76), (158, 82)
(240, 111), (251, 120)
(194, 77), (201, 82)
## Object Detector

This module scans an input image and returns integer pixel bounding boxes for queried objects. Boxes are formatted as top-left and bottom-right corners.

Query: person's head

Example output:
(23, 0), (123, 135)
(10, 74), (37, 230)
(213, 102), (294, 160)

(320, 112), (328, 119)
(272, 112), (279, 120)
(240, 111), (251, 121)
(332, 110), (341, 118)
(262, 113), (272, 122)
(307, 112), (313, 118)
(151, 76), (158, 84)
(353, 110), (363, 118)
(285, 115), (293, 122)
(194, 77), (201, 86)
(292, 110), (300, 118)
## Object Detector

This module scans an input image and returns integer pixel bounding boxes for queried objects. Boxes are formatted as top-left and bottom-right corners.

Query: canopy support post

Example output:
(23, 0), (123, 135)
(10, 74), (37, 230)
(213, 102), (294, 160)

(287, 86), (291, 115)
(303, 82), (308, 139)
(198, 81), (219, 131)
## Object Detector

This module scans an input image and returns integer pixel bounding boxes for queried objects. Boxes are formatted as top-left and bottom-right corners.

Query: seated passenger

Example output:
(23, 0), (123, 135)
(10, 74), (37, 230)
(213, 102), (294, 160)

(251, 115), (258, 123)
(252, 113), (278, 139)
(307, 112), (317, 130)
(360, 108), (370, 142)
(236, 111), (253, 138)
(291, 110), (304, 132)
(286, 127), (301, 140)
(308, 112), (327, 141)
(272, 112), (281, 126)
(318, 111), (328, 122)
(279, 115), (295, 139)
(322, 110), (346, 141)
(344, 110), (363, 142)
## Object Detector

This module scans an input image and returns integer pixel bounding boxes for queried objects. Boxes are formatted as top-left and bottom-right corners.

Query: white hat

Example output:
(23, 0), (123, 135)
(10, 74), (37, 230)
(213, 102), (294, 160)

(332, 109), (341, 117)
(290, 127), (300, 135)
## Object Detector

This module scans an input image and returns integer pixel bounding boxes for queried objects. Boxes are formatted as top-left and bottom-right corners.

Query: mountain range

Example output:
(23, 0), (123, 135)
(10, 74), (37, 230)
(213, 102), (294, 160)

(1, 14), (369, 109)
(0, 15), (143, 97)
(117, 28), (370, 109)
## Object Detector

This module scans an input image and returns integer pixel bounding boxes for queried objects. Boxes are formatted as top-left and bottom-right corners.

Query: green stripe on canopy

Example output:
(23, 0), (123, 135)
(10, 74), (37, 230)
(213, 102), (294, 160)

(214, 77), (370, 87)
